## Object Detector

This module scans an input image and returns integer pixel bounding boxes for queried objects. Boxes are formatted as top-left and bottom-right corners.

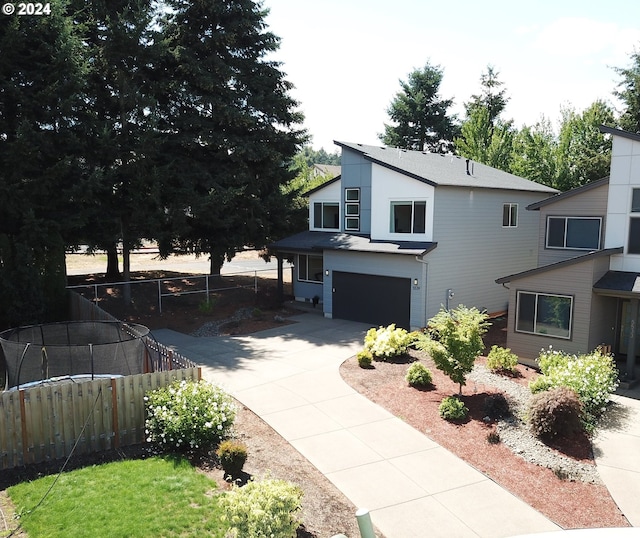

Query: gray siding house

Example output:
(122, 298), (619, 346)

(497, 125), (640, 381)
(271, 142), (556, 330)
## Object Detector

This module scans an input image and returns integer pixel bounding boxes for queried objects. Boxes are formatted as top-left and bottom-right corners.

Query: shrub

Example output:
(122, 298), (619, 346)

(220, 477), (303, 538)
(528, 386), (583, 439)
(415, 306), (490, 393)
(486, 428), (501, 444)
(356, 349), (373, 368)
(486, 345), (518, 374)
(439, 395), (469, 421)
(405, 361), (433, 387)
(145, 379), (236, 453)
(363, 324), (412, 360)
(217, 439), (248, 479)
(483, 393), (510, 419)
(531, 347), (619, 429)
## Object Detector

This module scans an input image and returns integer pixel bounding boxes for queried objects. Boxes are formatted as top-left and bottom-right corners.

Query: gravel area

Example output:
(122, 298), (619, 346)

(468, 365), (601, 484)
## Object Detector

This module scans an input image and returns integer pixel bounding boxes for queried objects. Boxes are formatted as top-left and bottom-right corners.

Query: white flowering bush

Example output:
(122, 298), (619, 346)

(530, 347), (619, 430)
(363, 324), (412, 360)
(145, 379), (236, 453)
(220, 477), (303, 538)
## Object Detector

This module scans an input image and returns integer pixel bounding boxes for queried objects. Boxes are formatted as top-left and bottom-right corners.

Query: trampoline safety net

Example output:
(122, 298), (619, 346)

(0, 321), (153, 389)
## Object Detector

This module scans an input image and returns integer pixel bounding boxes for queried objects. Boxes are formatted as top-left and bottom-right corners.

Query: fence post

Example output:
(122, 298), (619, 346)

(254, 271), (258, 294)
(356, 508), (375, 538)
(111, 378), (120, 449)
(158, 279), (162, 314)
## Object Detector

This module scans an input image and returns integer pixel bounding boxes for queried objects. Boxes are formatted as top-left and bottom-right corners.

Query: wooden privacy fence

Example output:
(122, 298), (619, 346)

(0, 367), (201, 470)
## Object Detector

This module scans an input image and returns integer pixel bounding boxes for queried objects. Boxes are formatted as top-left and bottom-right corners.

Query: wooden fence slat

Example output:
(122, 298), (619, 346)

(0, 368), (199, 470)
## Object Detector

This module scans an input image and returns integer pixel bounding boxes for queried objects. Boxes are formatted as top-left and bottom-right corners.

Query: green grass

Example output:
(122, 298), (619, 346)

(7, 456), (226, 538)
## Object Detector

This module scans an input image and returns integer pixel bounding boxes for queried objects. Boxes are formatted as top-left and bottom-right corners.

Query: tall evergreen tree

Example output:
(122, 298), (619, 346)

(613, 47), (640, 133)
(71, 0), (164, 292)
(0, 0), (86, 327)
(456, 67), (514, 172)
(159, 0), (305, 274)
(380, 62), (458, 152)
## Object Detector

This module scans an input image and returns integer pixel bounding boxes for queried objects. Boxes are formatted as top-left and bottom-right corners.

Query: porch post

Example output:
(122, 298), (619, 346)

(276, 254), (284, 302)
(626, 298), (639, 381)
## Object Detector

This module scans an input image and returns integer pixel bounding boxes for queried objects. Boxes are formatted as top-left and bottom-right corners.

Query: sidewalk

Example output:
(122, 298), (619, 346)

(152, 311), (626, 538)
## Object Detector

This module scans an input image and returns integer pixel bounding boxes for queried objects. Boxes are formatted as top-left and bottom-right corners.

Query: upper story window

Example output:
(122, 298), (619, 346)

(502, 203), (518, 227)
(628, 189), (640, 254)
(313, 202), (339, 230)
(345, 188), (360, 231)
(546, 216), (601, 250)
(390, 200), (426, 234)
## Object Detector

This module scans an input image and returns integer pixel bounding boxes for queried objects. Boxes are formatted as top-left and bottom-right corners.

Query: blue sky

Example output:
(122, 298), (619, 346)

(263, 0), (640, 151)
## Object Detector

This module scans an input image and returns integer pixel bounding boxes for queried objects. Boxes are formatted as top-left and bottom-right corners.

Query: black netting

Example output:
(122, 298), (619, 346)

(0, 321), (154, 389)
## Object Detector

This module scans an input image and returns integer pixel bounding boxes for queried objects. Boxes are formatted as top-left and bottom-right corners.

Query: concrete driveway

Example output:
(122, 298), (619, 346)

(153, 309), (562, 538)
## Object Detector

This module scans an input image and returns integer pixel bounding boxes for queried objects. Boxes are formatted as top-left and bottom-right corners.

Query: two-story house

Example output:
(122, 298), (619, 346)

(496, 125), (640, 381)
(271, 141), (556, 330)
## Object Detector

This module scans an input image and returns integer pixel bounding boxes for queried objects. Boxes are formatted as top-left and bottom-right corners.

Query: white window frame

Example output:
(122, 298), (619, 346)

(545, 216), (602, 250)
(390, 200), (427, 234)
(345, 188), (360, 231)
(313, 202), (339, 230)
(502, 203), (518, 228)
(297, 254), (324, 283)
(515, 291), (573, 340)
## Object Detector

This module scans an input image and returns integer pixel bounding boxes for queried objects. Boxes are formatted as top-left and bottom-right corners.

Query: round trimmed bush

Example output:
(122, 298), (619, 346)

(486, 345), (518, 374)
(528, 386), (583, 439)
(357, 349), (373, 368)
(439, 395), (468, 421)
(217, 439), (248, 479)
(145, 379), (236, 453)
(405, 361), (433, 387)
(483, 393), (510, 419)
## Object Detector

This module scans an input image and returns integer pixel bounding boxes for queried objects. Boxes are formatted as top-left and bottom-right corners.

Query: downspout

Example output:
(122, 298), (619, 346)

(415, 255), (429, 328)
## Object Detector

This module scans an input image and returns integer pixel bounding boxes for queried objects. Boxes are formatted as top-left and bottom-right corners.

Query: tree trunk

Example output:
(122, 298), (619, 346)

(208, 246), (226, 276)
(105, 244), (121, 281)
(122, 229), (132, 305)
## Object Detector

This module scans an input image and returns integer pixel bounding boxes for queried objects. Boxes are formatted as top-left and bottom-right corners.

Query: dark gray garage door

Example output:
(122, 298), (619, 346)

(332, 271), (411, 329)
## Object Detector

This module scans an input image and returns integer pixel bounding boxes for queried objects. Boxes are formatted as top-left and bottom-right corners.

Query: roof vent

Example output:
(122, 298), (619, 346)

(466, 159), (474, 176)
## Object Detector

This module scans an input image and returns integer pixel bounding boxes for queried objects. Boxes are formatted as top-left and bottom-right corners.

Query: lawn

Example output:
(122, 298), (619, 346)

(7, 456), (226, 538)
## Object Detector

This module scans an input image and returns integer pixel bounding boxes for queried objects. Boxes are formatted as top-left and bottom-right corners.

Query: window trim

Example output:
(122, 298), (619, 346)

(389, 199), (427, 234)
(628, 217), (640, 254)
(502, 203), (518, 228)
(515, 291), (573, 340)
(312, 201), (339, 230)
(545, 216), (602, 250)
(344, 188), (360, 231)
(297, 254), (324, 283)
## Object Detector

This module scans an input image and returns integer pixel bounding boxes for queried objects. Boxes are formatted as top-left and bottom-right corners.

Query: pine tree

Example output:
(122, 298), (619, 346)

(0, 0), (86, 326)
(380, 62), (459, 153)
(158, 0), (306, 274)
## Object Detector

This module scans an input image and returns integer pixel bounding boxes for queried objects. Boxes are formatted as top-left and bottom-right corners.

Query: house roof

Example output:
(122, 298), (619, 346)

(313, 164), (341, 178)
(334, 141), (558, 194)
(304, 175), (340, 196)
(269, 230), (437, 256)
(594, 271), (640, 297)
(495, 247), (623, 284)
(526, 177), (609, 210)
(600, 124), (640, 142)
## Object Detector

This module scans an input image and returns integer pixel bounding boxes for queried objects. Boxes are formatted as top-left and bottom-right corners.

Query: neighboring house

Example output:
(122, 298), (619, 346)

(312, 163), (341, 179)
(270, 141), (556, 330)
(496, 125), (640, 381)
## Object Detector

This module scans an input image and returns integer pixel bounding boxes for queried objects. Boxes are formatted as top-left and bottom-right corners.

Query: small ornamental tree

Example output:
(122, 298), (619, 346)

(417, 305), (490, 393)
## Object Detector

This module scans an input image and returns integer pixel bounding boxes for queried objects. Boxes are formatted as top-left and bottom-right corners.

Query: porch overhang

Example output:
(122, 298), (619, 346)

(268, 231), (437, 257)
(593, 271), (640, 298)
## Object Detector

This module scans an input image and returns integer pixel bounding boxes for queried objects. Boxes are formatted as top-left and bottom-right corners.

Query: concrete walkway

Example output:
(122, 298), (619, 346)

(152, 311), (635, 538)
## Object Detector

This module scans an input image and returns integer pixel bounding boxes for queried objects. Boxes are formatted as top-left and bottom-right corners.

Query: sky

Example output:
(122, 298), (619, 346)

(263, 0), (640, 151)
